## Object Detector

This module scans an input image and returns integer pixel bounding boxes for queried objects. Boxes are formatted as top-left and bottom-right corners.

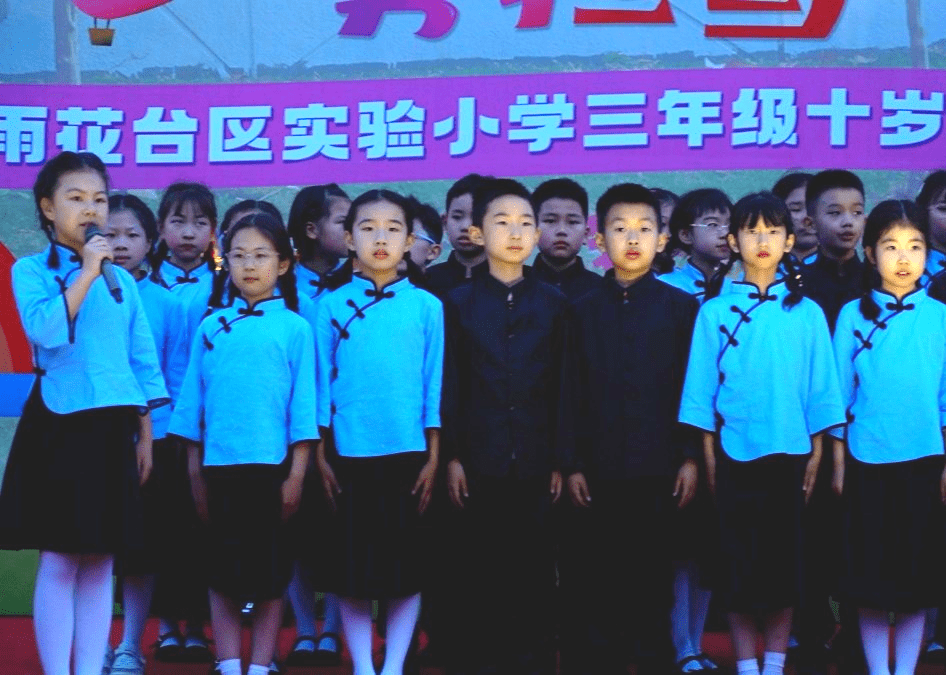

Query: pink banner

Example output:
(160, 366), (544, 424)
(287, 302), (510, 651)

(0, 67), (942, 189)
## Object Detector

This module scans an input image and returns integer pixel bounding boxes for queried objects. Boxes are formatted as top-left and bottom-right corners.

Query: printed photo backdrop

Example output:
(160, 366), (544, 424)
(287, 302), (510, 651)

(0, 0), (943, 613)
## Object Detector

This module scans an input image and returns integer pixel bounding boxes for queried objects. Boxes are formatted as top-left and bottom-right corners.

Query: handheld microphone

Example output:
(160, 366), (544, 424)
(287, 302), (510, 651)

(84, 225), (123, 304)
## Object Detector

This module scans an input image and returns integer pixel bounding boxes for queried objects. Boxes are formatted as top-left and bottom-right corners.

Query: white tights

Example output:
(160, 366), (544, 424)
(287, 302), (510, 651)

(33, 551), (114, 675)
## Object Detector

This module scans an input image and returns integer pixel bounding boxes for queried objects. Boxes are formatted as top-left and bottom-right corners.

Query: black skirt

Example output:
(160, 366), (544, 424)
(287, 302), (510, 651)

(327, 452), (428, 599)
(0, 382), (143, 555)
(840, 454), (946, 612)
(713, 451), (806, 613)
(202, 461), (294, 604)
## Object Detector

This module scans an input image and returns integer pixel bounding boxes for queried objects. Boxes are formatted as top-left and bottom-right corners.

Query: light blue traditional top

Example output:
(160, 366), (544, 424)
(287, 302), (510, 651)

(923, 248), (946, 286)
(295, 259), (346, 301)
(137, 276), (190, 439)
(660, 259), (733, 302)
(170, 296), (318, 466)
(12, 243), (168, 415)
(315, 274), (443, 458)
(832, 288), (946, 463)
(157, 259), (214, 348)
(679, 280), (845, 461)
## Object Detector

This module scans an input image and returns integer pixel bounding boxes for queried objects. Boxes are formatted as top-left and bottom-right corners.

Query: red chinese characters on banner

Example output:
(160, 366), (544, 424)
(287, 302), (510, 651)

(335, 0), (845, 39)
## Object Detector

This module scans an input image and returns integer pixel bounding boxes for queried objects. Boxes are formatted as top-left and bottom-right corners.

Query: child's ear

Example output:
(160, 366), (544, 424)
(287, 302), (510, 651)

(277, 257), (290, 277)
(40, 197), (56, 223)
(405, 232), (416, 249)
(803, 214), (815, 231)
(783, 233), (795, 253)
(594, 231), (606, 254)
(345, 230), (355, 253)
(656, 231), (669, 254)
(727, 232), (740, 254)
(864, 246), (876, 266)
(678, 227), (694, 246)
(469, 225), (484, 246)
(305, 221), (320, 242)
(427, 243), (442, 262)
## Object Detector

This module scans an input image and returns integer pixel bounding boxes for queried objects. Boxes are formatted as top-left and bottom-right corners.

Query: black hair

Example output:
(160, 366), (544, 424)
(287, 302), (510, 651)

(667, 188), (733, 253)
(650, 188), (679, 273)
(287, 184), (350, 260)
(805, 169), (865, 214)
(33, 151), (110, 268)
(531, 178), (589, 220)
(407, 196), (444, 244)
(650, 187), (680, 224)
(471, 177), (532, 229)
(916, 170), (946, 230)
(772, 172), (814, 201)
(153, 182), (218, 278)
(705, 191), (803, 309)
(858, 199), (927, 321)
(207, 212), (300, 314)
(594, 183), (661, 234)
(108, 193), (162, 282)
(445, 173), (485, 213)
(343, 189), (428, 289)
(220, 199), (284, 240)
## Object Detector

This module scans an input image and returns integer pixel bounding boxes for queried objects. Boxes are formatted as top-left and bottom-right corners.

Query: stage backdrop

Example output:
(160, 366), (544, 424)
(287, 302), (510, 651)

(0, 0), (943, 614)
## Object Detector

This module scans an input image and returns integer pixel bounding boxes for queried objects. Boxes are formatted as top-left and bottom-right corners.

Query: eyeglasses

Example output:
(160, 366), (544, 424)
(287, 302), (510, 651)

(226, 251), (279, 266)
(414, 232), (438, 246)
(690, 221), (728, 231)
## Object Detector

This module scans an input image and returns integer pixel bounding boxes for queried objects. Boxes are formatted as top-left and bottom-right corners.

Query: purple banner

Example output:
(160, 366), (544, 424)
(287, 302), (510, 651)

(0, 67), (942, 189)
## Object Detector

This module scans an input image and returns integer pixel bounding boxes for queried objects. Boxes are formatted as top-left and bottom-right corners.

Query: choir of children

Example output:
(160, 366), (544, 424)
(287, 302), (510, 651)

(1, 153), (945, 675)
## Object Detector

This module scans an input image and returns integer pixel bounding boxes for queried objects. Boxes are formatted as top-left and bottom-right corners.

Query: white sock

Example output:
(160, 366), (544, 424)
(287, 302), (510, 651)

(736, 657), (760, 675)
(859, 608), (891, 675)
(671, 562), (696, 661)
(893, 611), (925, 675)
(339, 597), (376, 675)
(689, 580), (712, 657)
(761, 651), (786, 675)
(379, 593), (422, 675)
(286, 562), (317, 643)
(247, 664), (270, 675)
(73, 554), (115, 675)
(34, 551), (80, 675)
(118, 574), (155, 654)
(323, 592), (342, 641)
(218, 657), (241, 675)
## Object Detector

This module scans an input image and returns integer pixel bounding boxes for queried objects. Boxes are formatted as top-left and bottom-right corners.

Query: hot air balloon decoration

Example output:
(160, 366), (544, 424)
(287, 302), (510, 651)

(71, 0), (172, 46)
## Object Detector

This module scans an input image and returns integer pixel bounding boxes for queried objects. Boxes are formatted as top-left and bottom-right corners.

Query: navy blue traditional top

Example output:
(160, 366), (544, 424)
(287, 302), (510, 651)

(426, 252), (488, 298)
(679, 280), (845, 461)
(315, 275), (443, 458)
(800, 253), (865, 333)
(137, 276), (189, 439)
(12, 243), (168, 415)
(832, 288), (946, 463)
(660, 258), (733, 303)
(170, 296), (318, 467)
(443, 271), (570, 478)
(564, 272), (700, 478)
(530, 255), (601, 301)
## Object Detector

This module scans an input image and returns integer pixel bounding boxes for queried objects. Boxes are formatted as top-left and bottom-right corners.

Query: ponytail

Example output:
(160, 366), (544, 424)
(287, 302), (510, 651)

(781, 253), (804, 309)
(279, 265), (300, 314)
(858, 258), (882, 321)
(322, 255), (355, 292)
(151, 240), (169, 283)
(206, 266), (232, 317)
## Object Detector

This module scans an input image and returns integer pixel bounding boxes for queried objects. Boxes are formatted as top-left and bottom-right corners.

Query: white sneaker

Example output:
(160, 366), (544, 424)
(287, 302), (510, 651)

(109, 648), (146, 675)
